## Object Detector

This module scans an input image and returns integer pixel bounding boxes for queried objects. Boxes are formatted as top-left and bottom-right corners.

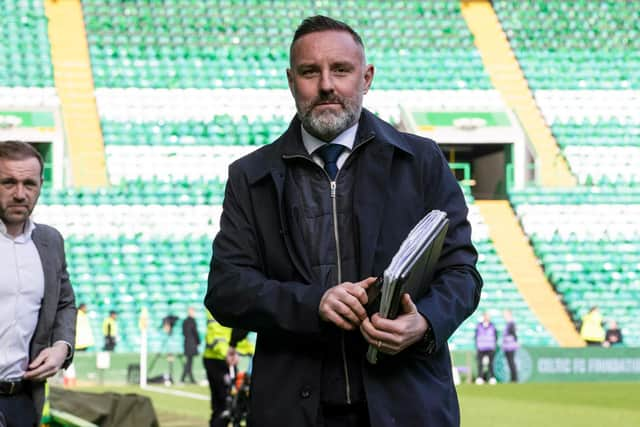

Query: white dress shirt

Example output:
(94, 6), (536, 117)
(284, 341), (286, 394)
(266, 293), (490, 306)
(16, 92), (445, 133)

(0, 219), (45, 380)
(301, 123), (359, 171)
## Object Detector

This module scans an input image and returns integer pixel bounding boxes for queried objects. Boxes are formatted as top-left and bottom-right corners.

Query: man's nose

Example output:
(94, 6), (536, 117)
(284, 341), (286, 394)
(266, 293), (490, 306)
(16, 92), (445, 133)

(13, 184), (26, 200)
(319, 70), (335, 93)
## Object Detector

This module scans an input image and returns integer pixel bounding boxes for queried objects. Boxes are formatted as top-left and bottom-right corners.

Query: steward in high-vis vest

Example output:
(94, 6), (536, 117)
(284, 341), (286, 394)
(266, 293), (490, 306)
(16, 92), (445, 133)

(203, 311), (253, 427)
(75, 303), (95, 351)
(580, 306), (605, 346)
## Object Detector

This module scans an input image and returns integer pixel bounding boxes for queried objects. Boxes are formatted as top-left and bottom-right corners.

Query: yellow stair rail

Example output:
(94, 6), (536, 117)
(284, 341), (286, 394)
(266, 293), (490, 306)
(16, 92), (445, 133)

(44, 0), (107, 187)
(476, 200), (584, 347)
(460, 0), (575, 187)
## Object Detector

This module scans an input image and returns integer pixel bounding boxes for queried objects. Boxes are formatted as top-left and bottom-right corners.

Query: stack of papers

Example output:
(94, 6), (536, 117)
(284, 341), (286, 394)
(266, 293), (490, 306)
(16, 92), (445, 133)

(366, 210), (449, 364)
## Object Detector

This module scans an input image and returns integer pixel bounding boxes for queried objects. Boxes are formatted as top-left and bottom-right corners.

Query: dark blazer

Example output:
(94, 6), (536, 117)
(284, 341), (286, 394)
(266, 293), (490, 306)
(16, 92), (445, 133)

(31, 223), (76, 420)
(182, 317), (200, 356)
(206, 110), (482, 427)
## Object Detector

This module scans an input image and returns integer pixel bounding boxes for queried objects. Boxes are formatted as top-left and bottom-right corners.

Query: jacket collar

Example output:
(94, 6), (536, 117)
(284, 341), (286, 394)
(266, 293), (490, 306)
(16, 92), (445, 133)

(353, 108), (415, 156)
(246, 108), (414, 185)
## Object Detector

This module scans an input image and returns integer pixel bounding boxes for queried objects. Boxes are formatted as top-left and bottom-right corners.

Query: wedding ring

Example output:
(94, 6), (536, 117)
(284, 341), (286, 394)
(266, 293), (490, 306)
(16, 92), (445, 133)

(376, 340), (382, 349)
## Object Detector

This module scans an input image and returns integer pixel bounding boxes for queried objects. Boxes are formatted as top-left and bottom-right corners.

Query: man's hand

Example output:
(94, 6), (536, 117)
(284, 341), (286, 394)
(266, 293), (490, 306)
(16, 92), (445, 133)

(360, 293), (429, 355)
(23, 342), (69, 381)
(226, 347), (239, 367)
(319, 277), (377, 330)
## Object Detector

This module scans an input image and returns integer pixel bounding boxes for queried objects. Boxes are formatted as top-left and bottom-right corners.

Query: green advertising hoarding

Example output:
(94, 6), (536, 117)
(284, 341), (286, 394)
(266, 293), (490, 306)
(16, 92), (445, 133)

(494, 347), (640, 383)
(0, 111), (55, 128)
(412, 111), (511, 129)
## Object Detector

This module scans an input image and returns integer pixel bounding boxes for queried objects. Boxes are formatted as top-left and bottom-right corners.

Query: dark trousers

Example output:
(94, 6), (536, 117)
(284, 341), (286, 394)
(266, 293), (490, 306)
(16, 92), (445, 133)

(181, 355), (195, 383)
(0, 393), (38, 427)
(318, 402), (370, 427)
(104, 336), (116, 351)
(203, 357), (229, 427)
(477, 350), (496, 380)
(504, 351), (518, 382)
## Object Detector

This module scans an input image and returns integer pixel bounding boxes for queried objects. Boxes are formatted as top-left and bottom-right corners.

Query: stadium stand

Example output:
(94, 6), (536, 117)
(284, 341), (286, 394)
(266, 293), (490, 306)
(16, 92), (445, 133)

(82, 0), (491, 90)
(5, 0), (602, 353)
(495, 0), (640, 346)
(510, 188), (640, 347)
(64, 0), (546, 352)
(493, 0), (639, 91)
(0, 0), (58, 108)
(451, 192), (555, 349)
(535, 91), (640, 186)
(0, 0), (54, 87)
(63, 235), (212, 353)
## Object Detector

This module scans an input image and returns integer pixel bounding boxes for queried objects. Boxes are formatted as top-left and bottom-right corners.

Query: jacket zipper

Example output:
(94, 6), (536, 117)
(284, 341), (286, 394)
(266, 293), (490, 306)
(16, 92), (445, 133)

(330, 181), (342, 285)
(330, 135), (375, 403)
(331, 136), (375, 404)
(330, 178), (351, 404)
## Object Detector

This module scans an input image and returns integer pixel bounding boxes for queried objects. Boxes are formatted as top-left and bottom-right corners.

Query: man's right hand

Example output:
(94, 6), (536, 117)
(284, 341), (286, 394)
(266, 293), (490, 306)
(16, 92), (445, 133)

(226, 347), (239, 366)
(319, 277), (377, 331)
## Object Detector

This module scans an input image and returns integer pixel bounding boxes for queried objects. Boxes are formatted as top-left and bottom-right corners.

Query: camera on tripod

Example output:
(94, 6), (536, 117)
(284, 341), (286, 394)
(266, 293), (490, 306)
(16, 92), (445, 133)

(146, 314), (181, 385)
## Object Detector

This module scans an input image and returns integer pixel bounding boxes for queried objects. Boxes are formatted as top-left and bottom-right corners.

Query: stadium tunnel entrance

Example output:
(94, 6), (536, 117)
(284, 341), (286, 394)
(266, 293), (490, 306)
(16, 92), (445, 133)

(398, 107), (536, 198)
(441, 143), (515, 200)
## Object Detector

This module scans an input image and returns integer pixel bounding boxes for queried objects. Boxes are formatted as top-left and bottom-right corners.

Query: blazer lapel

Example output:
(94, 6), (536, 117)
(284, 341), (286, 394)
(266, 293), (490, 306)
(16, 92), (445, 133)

(30, 226), (54, 356)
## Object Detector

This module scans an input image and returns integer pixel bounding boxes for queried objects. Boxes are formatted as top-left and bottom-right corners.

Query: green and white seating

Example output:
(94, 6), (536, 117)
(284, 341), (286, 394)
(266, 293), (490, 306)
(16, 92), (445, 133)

(511, 188), (640, 346)
(0, 0), (54, 88)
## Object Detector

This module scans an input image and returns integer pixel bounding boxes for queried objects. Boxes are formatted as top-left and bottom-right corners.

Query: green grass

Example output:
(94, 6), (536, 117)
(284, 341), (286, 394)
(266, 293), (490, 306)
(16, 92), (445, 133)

(458, 383), (640, 427)
(68, 382), (640, 427)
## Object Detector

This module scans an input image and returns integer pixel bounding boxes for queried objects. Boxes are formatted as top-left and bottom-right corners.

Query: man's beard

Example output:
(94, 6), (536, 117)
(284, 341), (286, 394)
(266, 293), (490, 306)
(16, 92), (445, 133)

(296, 93), (362, 142)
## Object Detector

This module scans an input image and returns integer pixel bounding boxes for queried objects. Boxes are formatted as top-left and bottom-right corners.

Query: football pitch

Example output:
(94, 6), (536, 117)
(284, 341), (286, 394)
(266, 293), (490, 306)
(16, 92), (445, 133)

(72, 382), (640, 426)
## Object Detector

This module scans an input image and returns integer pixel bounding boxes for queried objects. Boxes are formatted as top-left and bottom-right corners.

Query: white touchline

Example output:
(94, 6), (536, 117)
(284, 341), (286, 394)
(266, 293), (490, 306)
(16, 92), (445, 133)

(143, 385), (210, 401)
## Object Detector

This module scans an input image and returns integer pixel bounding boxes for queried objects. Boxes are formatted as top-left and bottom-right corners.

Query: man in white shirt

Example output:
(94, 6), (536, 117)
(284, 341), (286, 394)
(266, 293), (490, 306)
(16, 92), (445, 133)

(0, 141), (76, 427)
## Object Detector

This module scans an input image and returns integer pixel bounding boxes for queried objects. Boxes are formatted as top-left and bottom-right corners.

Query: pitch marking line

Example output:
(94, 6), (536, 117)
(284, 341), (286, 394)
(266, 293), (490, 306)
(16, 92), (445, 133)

(143, 385), (210, 401)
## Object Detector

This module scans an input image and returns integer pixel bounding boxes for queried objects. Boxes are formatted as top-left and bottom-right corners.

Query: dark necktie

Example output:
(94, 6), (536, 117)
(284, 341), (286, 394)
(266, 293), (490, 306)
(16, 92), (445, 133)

(315, 143), (345, 180)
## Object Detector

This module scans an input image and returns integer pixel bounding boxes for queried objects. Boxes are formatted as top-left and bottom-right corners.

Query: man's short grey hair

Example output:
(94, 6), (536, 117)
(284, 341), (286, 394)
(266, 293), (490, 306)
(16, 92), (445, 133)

(290, 15), (365, 64)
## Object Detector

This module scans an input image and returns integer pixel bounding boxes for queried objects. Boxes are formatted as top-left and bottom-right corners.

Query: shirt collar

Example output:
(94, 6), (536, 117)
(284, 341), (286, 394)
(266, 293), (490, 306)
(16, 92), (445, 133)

(0, 218), (36, 243)
(301, 122), (359, 155)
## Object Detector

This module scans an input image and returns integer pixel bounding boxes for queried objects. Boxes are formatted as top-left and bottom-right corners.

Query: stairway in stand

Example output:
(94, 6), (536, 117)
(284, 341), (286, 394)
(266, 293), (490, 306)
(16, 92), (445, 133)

(460, 0), (575, 187)
(476, 200), (583, 347)
(44, 0), (107, 187)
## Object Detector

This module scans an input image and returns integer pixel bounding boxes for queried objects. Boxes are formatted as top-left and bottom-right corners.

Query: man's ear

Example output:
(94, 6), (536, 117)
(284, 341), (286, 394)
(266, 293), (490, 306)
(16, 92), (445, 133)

(286, 68), (294, 94)
(363, 64), (375, 94)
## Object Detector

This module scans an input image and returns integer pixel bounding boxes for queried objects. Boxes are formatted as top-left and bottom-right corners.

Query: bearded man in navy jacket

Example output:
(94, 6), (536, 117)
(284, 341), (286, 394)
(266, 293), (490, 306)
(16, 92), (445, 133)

(206, 15), (482, 427)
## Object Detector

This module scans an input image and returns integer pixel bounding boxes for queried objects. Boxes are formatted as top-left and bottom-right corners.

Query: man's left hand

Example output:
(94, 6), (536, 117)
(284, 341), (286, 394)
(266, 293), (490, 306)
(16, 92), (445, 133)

(23, 342), (69, 381)
(360, 293), (429, 355)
